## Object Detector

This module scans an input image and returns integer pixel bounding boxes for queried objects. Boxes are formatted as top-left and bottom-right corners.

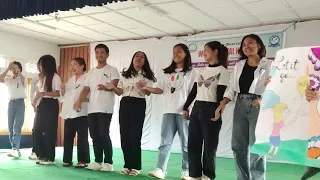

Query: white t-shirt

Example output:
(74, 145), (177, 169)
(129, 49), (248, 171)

(4, 76), (26, 100)
(195, 66), (229, 102)
(30, 75), (41, 106)
(37, 73), (61, 99)
(85, 64), (120, 114)
(118, 71), (153, 99)
(60, 74), (88, 119)
(155, 68), (196, 114)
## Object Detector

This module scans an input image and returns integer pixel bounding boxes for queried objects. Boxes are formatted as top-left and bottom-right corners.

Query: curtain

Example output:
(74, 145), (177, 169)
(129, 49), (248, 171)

(0, 0), (127, 20)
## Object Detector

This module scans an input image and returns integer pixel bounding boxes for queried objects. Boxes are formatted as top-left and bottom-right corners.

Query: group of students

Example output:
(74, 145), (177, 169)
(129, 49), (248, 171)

(1, 33), (319, 180)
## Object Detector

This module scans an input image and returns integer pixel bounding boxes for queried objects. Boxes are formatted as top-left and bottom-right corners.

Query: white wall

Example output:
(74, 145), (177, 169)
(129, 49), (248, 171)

(0, 31), (60, 77)
(90, 20), (320, 158)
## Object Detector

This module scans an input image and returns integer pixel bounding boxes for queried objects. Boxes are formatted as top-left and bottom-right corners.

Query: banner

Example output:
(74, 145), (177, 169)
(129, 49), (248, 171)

(188, 32), (283, 69)
(251, 47), (320, 168)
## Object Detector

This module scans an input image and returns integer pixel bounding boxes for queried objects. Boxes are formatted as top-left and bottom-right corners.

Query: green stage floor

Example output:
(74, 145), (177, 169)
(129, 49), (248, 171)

(0, 147), (318, 180)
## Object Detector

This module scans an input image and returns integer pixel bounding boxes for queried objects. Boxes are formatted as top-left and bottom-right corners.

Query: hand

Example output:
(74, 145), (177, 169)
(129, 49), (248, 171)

(136, 81), (146, 89)
(211, 103), (225, 121)
(8, 62), (14, 69)
(264, 76), (271, 87)
(32, 100), (37, 108)
(305, 85), (317, 102)
(73, 100), (82, 112)
(182, 110), (189, 120)
(98, 83), (114, 91)
(35, 92), (45, 99)
(33, 106), (37, 113)
(251, 98), (261, 108)
(137, 81), (148, 90)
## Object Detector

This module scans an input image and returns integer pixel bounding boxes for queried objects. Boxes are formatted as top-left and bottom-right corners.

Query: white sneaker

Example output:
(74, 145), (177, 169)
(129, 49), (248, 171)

(181, 170), (190, 180)
(86, 162), (103, 171)
(29, 153), (37, 160)
(8, 149), (21, 158)
(202, 175), (210, 180)
(148, 168), (165, 179)
(40, 160), (54, 165)
(100, 163), (113, 172)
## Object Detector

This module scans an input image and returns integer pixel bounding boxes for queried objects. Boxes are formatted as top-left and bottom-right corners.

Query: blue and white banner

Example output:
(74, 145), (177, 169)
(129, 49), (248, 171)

(187, 32), (284, 69)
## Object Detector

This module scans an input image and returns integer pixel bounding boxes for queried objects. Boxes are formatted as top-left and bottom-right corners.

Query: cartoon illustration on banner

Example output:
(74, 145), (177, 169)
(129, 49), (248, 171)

(307, 47), (320, 161)
(251, 46), (320, 168)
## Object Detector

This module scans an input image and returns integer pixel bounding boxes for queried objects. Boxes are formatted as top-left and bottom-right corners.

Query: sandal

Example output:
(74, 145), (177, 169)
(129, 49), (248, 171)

(75, 162), (88, 168)
(120, 168), (130, 175)
(63, 162), (73, 167)
(129, 169), (140, 176)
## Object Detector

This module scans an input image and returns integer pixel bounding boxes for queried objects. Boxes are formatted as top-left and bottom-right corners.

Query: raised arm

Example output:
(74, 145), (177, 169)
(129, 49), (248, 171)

(0, 62), (13, 83)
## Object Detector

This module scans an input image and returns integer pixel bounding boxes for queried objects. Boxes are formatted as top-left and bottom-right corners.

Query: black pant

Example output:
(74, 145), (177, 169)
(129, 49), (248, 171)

(34, 98), (59, 162)
(188, 101), (222, 179)
(119, 97), (146, 170)
(63, 116), (90, 164)
(32, 114), (37, 153)
(88, 113), (113, 164)
(301, 166), (320, 180)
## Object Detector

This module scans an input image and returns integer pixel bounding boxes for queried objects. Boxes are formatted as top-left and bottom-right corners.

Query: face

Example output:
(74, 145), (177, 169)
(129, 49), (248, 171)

(11, 64), (20, 75)
(133, 52), (145, 69)
(204, 45), (217, 62)
(242, 37), (261, 57)
(173, 46), (186, 64)
(95, 48), (109, 64)
(70, 60), (84, 75)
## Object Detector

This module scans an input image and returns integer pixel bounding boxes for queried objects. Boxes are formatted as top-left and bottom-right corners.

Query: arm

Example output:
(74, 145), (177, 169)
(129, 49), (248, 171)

(77, 87), (90, 103)
(217, 85), (227, 103)
(142, 86), (163, 94)
(44, 91), (60, 97)
(183, 83), (197, 110)
(0, 66), (11, 83)
(111, 85), (123, 96)
(220, 68), (232, 105)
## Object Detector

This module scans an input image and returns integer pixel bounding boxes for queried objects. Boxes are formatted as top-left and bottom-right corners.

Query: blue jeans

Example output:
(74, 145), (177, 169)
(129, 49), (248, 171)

(232, 94), (266, 180)
(8, 99), (25, 150)
(157, 113), (189, 172)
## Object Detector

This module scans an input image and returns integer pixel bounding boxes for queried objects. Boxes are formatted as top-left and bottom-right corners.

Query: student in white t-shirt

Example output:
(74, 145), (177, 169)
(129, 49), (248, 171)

(106, 51), (157, 176)
(28, 59), (43, 160)
(183, 41), (229, 180)
(0, 61), (26, 158)
(74, 44), (120, 172)
(32, 55), (61, 165)
(60, 58), (90, 168)
(141, 44), (196, 180)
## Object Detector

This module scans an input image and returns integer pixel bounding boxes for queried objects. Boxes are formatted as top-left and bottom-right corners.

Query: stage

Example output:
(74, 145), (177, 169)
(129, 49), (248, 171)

(0, 147), (316, 180)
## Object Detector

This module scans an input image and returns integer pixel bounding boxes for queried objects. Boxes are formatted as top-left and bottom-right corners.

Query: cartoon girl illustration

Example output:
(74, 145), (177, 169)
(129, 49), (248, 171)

(268, 103), (289, 156)
(307, 47), (320, 160)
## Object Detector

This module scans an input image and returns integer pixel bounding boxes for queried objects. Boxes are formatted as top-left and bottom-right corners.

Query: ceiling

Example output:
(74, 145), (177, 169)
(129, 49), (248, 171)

(0, 0), (318, 45)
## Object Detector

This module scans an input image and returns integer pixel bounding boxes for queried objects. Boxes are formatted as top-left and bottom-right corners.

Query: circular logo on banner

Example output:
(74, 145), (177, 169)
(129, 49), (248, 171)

(269, 35), (280, 47)
(188, 43), (197, 53)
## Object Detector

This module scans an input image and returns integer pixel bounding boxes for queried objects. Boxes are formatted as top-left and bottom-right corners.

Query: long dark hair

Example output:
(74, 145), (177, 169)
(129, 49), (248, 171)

(163, 43), (192, 74)
(73, 57), (87, 72)
(122, 51), (157, 82)
(239, 34), (266, 60)
(39, 55), (57, 92)
(205, 41), (228, 68)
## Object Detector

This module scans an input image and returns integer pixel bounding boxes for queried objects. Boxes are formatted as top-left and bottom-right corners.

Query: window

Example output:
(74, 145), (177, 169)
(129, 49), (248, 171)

(25, 62), (38, 74)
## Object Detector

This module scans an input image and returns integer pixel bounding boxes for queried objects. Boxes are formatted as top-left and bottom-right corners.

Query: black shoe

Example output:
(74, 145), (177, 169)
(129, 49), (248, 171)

(301, 167), (320, 180)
